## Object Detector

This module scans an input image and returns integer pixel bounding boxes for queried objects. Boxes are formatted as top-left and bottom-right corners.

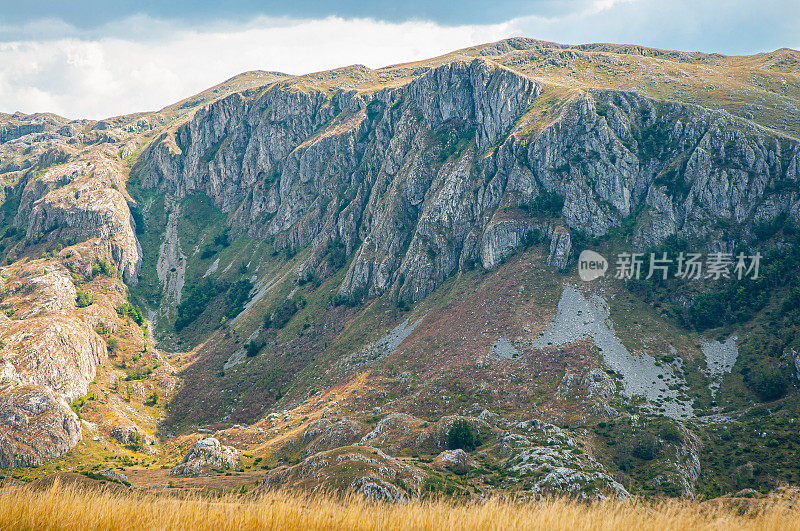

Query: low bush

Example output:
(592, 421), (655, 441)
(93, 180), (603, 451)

(447, 419), (480, 452)
(746, 369), (789, 402)
(266, 297), (305, 329)
(246, 341), (265, 357)
(75, 291), (93, 308)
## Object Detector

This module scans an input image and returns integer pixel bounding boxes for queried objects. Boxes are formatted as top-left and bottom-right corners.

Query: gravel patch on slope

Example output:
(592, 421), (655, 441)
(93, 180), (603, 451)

(490, 337), (521, 359)
(532, 285), (693, 419)
(373, 316), (425, 356)
(702, 335), (738, 397)
(156, 200), (186, 313)
(344, 315), (425, 367)
(231, 271), (289, 325)
(202, 258), (220, 278)
(224, 329), (262, 370)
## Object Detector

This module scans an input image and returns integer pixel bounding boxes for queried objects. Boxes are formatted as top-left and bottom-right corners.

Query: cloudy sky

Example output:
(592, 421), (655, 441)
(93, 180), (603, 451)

(1, 0), (798, 119)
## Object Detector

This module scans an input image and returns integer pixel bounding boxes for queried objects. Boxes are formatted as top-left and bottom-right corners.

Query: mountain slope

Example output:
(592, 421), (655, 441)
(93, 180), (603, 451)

(1, 38), (799, 500)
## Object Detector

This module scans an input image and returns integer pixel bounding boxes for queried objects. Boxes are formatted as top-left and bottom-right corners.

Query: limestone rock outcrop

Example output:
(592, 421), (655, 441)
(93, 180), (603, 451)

(171, 437), (239, 477)
(0, 385), (81, 468)
(0, 110), (153, 467)
(137, 55), (799, 305)
(263, 446), (426, 501)
(433, 449), (473, 474)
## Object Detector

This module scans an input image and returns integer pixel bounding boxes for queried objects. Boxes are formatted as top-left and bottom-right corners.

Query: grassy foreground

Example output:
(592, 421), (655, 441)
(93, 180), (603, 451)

(2, 482), (800, 531)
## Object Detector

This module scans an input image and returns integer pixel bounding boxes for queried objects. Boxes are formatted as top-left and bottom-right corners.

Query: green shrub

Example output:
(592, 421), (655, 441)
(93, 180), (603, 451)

(175, 279), (224, 331)
(124, 366), (153, 381)
(145, 390), (158, 406)
(86, 259), (117, 280)
(519, 191), (564, 217)
(75, 291), (93, 308)
(327, 237), (347, 270)
(631, 432), (661, 460)
(226, 279), (253, 319)
(747, 369), (788, 401)
(98, 259), (116, 277)
(447, 419), (479, 452)
(130, 206), (145, 234)
(246, 341), (264, 357)
(297, 270), (315, 286)
(200, 247), (217, 260)
(116, 302), (144, 326)
(688, 241), (800, 331)
(521, 229), (544, 249)
(213, 230), (230, 248)
(198, 229), (232, 260)
(126, 431), (143, 451)
(688, 295), (726, 330)
(659, 423), (683, 443)
(266, 296), (304, 329)
(106, 337), (120, 354)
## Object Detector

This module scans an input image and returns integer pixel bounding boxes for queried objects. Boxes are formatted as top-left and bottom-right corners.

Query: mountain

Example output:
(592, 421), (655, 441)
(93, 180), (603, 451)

(1, 38), (799, 500)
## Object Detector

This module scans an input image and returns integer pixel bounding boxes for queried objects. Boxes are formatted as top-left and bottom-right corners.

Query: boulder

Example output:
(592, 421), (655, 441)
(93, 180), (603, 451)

(97, 468), (130, 485)
(433, 449), (473, 474)
(109, 424), (148, 447)
(171, 437), (239, 477)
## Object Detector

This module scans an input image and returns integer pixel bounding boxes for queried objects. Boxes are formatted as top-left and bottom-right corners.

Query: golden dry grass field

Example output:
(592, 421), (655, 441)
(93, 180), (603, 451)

(2, 480), (800, 531)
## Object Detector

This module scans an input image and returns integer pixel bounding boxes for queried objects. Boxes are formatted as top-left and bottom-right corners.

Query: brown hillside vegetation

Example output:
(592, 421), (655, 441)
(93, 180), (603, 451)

(2, 481), (800, 530)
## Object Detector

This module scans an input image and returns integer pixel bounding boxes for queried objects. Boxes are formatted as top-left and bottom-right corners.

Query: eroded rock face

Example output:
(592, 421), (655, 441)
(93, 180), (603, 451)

(263, 445), (426, 501)
(0, 157), (138, 468)
(0, 110), (152, 468)
(0, 385), (81, 468)
(1, 262), (77, 320)
(109, 424), (148, 447)
(500, 419), (629, 500)
(171, 437), (239, 477)
(0, 271), (108, 468)
(16, 155), (142, 284)
(138, 57), (800, 304)
(0, 312), (106, 403)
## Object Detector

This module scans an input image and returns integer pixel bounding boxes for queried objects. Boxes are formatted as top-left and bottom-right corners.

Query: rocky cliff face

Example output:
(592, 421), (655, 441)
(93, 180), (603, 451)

(137, 56), (800, 303)
(0, 112), (159, 467)
(0, 69), (287, 468)
(0, 259), (107, 467)
(0, 385), (81, 468)
(15, 155), (142, 284)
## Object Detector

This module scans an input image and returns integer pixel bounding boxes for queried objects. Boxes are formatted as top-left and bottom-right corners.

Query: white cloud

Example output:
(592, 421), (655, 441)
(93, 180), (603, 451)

(586, 0), (639, 16)
(0, 16), (516, 119)
(1, 1), (797, 119)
